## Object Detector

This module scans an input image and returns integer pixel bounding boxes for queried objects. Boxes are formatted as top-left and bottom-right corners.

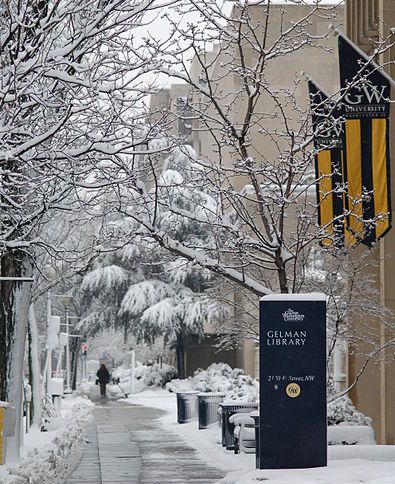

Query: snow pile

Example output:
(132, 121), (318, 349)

(75, 381), (95, 397)
(328, 396), (372, 427)
(41, 397), (64, 432)
(111, 365), (134, 383)
(0, 399), (93, 484)
(327, 425), (376, 445)
(166, 363), (259, 402)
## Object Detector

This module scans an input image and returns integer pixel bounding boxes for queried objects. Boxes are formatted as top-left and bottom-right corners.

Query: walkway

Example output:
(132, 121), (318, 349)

(65, 392), (224, 484)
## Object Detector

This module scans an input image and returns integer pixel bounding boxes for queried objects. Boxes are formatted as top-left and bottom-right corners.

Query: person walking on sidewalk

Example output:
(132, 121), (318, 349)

(97, 364), (110, 399)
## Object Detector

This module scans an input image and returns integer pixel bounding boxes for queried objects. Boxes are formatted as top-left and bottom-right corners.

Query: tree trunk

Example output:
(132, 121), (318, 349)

(29, 304), (42, 428)
(175, 333), (186, 379)
(0, 250), (33, 461)
(275, 250), (289, 293)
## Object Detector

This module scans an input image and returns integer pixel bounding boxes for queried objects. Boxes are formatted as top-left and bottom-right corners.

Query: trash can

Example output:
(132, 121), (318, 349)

(176, 391), (199, 423)
(220, 402), (259, 450)
(197, 392), (225, 429)
(251, 412), (260, 468)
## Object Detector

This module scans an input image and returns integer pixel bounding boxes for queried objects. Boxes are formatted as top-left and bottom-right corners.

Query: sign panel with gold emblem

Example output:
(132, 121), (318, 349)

(259, 294), (327, 469)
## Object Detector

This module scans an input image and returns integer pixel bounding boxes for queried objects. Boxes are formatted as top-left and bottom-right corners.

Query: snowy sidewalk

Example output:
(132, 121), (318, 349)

(65, 394), (224, 484)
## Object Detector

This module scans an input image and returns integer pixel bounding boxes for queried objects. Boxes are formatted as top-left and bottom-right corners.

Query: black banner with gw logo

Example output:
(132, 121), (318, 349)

(339, 34), (391, 245)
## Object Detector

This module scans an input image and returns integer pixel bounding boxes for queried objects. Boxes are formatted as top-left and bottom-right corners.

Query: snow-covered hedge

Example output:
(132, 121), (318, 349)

(166, 363), (259, 402)
(0, 400), (93, 484)
(328, 395), (372, 427)
(143, 363), (178, 387)
(112, 362), (177, 389)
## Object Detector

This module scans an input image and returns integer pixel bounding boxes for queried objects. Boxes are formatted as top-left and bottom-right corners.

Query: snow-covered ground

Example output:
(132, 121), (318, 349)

(3, 383), (394, 484)
(0, 396), (93, 484)
(126, 389), (395, 484)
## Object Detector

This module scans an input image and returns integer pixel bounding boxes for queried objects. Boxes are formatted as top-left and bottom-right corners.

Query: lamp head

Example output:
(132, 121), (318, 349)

(62, 296), (73, 308)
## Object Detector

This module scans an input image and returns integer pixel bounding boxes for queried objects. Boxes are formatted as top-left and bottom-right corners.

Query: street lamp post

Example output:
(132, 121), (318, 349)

(64, 306), (71, 393)
(130, 350), (135, 396)
(80, 342), (88, 384)
(46, 289), (52, 396)
(62, 296), (73, 394)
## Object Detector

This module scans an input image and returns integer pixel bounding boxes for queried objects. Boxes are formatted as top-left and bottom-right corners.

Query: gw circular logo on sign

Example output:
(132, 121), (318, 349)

(286, 383), (301, 398)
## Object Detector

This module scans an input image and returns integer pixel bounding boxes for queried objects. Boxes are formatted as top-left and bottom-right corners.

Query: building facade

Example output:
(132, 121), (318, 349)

(346, 0), (395, 445)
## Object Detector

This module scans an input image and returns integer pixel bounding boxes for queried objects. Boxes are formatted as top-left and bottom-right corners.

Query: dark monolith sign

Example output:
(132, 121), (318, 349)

(259, 293), (327, 469)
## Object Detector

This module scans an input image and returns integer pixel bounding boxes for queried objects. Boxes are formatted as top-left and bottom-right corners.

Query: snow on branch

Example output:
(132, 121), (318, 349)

(142, 226), (273, 297)
(119, 280), (176, 317)
(80, 265), (128, 294)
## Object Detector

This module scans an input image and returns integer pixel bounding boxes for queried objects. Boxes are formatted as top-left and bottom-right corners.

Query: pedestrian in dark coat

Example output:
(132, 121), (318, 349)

(97, 364), (110, 398)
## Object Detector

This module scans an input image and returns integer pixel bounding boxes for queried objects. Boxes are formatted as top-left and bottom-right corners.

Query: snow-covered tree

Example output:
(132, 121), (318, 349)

(77, 240), (218, 379)
(76, 146), (225, 377)
(0, 0), (172, 459)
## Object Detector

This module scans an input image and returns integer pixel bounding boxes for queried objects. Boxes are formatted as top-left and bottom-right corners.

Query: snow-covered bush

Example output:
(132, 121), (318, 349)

(111, 362), (177, 388)
(143, 363), (178, 387)
(328, 396), (372, 427)
(0, 400), (93, 484)
(166, 363), (259, 402)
